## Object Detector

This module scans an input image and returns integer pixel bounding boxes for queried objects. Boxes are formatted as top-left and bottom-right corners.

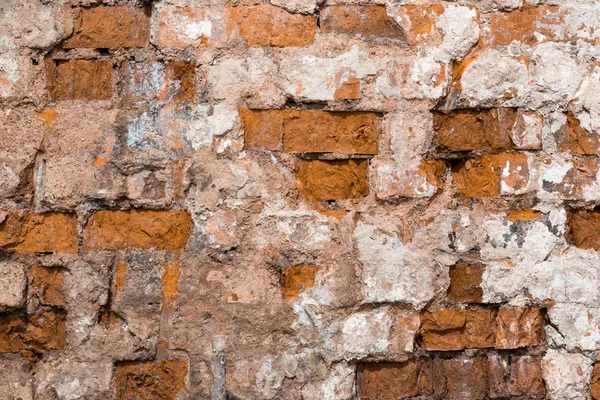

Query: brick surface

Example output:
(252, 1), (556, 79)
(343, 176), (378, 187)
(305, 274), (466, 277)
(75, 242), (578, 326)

(358, 360), (432, 399)
(64, 7), (149, 49)
(0, 212), (78, 253)
(0, 310), (67, 354)
(280, 265), (318, 300)
(448, 263), (485, 303)
(115, 360), (188, 399)
(83, 210), (192, 250)
(321, 6), (406, 40)
(295, 159), (369, 200)
(46, 59), (113, 100)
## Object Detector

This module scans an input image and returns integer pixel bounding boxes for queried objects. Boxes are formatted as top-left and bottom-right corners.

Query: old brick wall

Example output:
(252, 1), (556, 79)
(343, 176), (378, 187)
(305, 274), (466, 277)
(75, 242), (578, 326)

(2, 0), (600, 399)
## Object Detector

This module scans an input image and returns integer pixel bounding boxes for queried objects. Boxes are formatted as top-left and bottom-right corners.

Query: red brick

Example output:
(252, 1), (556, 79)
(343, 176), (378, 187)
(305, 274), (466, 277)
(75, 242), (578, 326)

(83, 210), (192, 251)
(448, 263), (485, 303)
(295, 159), (369, 201)
(452, 153), (529, 197)
(489, 5), (561, 46)
(0, 310), (67, 354)
(495, 308), (545, 349)
(420, 309), (466, 351)
(0, 212), (78, 253)
(462, 308), (496, 349)
(115, 360), (188, 399)
(228, 6), (316, 47)
(46, 59), (113, 100)
(321, 6), (405, 40)
(281, 265), (318, 300)
(358, 360), (432, 399)
(241, 108), (379, 154)
(64, 7), (149, 49)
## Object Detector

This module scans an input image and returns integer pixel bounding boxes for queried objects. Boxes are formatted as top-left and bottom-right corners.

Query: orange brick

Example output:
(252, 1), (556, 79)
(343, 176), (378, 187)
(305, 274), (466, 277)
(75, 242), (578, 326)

(489, 355), (546, 397)
(281, 265), (318, 300)
(241, 108), (379, 154)
(295, 159), (369, 201)
(395, 4), (446, 45)
(358, 360), (433, 399)
(46, 59), (113, 100)
(495, 308), (545, 349)
(556, 111), (600, 155)
(420, 309), (466, 351)
(0, 310), (67, 354)
(433, 357), (489, 399)
(452, 153), (529, 197)
(0, 212), (78, 253)
(64, 7), (149, 49)
(29, 266), (66, 307)
(83, 210), (192, 250)
(115, 360), (188, 399)
(489, 5), (561, 46)
(462, 308), (496, 349)
(228, 6), (316, 47)
(592, 363), (600, 400)
(321, 6), (405, 40)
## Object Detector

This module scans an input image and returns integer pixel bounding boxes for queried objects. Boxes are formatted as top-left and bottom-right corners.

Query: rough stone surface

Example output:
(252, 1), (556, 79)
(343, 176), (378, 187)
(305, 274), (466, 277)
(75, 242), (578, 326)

(2, 0), (600, 398)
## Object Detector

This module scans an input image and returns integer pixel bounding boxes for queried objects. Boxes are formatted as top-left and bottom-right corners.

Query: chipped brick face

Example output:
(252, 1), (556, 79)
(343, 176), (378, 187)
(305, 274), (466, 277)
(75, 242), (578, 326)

(2, 0), (600, 399)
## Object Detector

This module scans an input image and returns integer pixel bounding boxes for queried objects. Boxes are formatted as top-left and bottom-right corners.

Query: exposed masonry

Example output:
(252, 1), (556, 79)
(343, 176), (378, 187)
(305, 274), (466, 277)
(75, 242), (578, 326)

(2, 0), (600, 399)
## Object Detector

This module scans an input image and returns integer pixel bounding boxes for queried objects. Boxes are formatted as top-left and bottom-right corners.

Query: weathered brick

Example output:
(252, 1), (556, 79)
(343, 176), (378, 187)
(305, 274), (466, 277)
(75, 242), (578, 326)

(463, 308), (496, 349)
(433, 109), (542, 153)
(228, 6), (316, 47)
(448, 263), (485, 303)
(295, 159), (369, 201)
(0, 310), (67, 354)
(280, 265), (318, 300)
(568, 210), (600, 250)
(489, 355), (546, 397)
(489, 5), (561, 46)
(394, 4), (445, 45)
(420, 309), (466, 351)
(121, 61), (195, 101)
(115, 360), (188, 399)
(452, 153), (530, 197)
(241, 108), (379, 154)
(540, 157), (599, 200)
(83, 210), (192, 250)
(64, 7), (149, 49)
(374, 159), (446, 199)
(0, 212), (78, 253)
(357, 360), (432, 399)
(557, 111), (600, 155)
(321, 6), (405, 41)
(433, 357), (489, 400)
(156, 7), (231, 48)
(29, 266), (65, 307)
(495, 308), (545, 349)
(592, 363), (600, 400)
(46, 59), (113, 100)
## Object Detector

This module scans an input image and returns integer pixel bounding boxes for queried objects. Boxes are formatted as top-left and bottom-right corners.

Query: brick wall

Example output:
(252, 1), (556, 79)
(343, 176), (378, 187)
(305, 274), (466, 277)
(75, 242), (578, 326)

(2, 0), (600, 399)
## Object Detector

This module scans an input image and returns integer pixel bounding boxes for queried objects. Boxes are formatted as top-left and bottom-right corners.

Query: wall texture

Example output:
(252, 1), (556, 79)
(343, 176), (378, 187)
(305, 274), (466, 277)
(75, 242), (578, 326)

(2, 0), (600, 399)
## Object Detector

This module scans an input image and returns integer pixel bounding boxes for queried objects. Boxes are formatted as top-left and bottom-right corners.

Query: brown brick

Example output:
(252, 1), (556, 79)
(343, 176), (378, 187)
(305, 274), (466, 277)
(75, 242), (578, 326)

(334, 77), (361, 100)
(295, 159), (369, 201)
(121, 61), (195, 102)
(83, 210), (192, 251)
(115, 360), (188, 399)
(281, 265), (318, 300)
(542, 157), (599, 200)
(227, 6), (316, 47)
(321, 6), (406, 40)
(495, 308), (545, 349)
(358, 360), (433, 399)
(568, 210), (600, 250)
(448, 263), (485, 303)
(420, 309), (466, 351)
(433, 357), (489, 400)
(557, 111), (600, 155)
(46, 59), (113, 100)
(0, 310), (67, 354)
(0, 212), (78, 253)
(241, 108), (379, 154)
(489, 354), (545, 397)
(29, 266), (66, 307)
(452, 153), (529, 197)
(463, 308), (496, 349)
(591, 363), (600, 400)
(64, 7), (149, 49)
(506, 209), (542, 222)
(489, 5), (561, 46)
